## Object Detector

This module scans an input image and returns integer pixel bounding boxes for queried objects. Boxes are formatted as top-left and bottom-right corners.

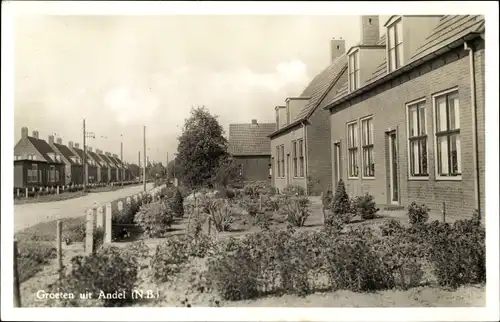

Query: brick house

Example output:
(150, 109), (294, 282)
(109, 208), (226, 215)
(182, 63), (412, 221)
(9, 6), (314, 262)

(87, 148), (104, 183)
(14, 128), (65, 188)
(228, 119), (276, 182)
(325, 15), (485, 218)
(103, 152), (118, 182)
(49, 137), (84, 186)
(269, 38), (348, 195)
(68, 143), (98, 184)
(95, 149), (110, 183)
(109, 154), (125, 182)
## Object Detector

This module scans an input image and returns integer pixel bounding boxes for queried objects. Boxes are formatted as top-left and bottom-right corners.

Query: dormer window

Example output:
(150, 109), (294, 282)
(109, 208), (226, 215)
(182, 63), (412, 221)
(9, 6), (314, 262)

(348, 49), (360, 92)
(387, 17), (403, 72)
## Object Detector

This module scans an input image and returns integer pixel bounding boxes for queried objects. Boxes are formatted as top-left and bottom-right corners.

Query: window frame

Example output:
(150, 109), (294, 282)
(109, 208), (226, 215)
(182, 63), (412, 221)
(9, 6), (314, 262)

(298, 139), (305, 178)
(406, 98), (429, 180)
(292, 140), (298, 177)
(432, 88), (462, 181)
(347, 120), (360, 179)
(276, 146), (280, 178)
(360, 116), (375, 179)
(30, 164), (38, 183)
(280, 145), (285, 178)
(387, 17), (404, 73)
(348, 49), (360, 92)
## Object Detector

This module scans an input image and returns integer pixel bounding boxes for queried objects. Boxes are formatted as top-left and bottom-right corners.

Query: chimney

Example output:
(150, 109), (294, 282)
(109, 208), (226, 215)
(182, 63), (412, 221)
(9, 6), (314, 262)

(360, 16), (380, 45)
(105, 152), (111, 156)
(96, 149), (102, 154)
(87, 146), (92, 153)
(330, 37), (346, 62)
(56, 138), (62, 144)
(32, 130), (39, 139)
(68, 141), (74, 149)
(75, 143), (80, 149)
(21, 127), (28, 140)
(48, 135), (55, 145)
(251, 119), (258, 126)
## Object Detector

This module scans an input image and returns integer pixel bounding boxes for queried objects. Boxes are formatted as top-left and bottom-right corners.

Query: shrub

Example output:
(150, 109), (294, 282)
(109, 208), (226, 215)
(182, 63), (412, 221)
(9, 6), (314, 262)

(282, 185), (306, 196)
(55, 246), (138, 307)
(325, 179), (352, 227)
(168, 188), (184, 217)
(425, 218), (485, 287)
(254, 211), (273, 231)
(407, 202), (430, 226)
(113, 200), (140, 225)
(200, 196), (234, 232)
(16, 242), (57, 283)
(352, 193), (379, 220)
(142, 194), (153, 205)
(150, 236), (190, 283)
(122, 240), (151, 263)
(134, 201), (174, 238)
(237, 195), (260, 216)
(92, 227), (105, 252)
(185, 234), (216, 258)
(62, 222), (87, 245)
(277, 195), (311, 227)
(380, 218), (405, 236)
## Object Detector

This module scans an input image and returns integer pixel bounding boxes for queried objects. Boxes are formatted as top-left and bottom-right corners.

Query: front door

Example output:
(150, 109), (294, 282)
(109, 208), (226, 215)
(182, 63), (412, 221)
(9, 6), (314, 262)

(389, 132), (399, 204)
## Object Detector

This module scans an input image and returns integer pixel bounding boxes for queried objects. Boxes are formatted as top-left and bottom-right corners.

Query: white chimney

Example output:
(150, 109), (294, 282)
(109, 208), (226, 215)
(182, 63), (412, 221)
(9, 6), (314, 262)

(330, 37), (346, 62)
(360, 16), (380, 45)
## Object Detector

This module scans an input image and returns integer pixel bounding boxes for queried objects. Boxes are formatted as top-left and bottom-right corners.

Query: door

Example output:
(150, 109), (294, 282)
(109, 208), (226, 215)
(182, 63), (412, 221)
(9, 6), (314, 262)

(389, 132), (399, 204)
(333, 142), (341, 188)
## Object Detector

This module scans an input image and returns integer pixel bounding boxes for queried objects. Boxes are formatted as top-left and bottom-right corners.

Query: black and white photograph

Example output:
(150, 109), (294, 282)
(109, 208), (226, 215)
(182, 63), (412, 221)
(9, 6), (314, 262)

(1, 1), (498, 321)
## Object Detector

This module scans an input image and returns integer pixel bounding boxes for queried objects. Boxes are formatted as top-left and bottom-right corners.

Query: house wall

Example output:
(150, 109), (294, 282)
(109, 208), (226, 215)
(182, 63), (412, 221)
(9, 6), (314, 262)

(14, 163), (24, 188)
(14, 139), (46, 161)
(101, 167), (109, 183)
(270, 125), (306, 192)
(110, 168), (117, 182)
(329, 39), (485, 218)
(234, 155), (271, 182)
(71, 165), (84, 185)
(306, 69), (348, 195)
(64, 164), (72, 185)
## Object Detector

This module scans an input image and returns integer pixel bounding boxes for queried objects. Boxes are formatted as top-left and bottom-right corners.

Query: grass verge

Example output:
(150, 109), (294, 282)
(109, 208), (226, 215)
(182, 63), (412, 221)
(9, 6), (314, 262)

(14, 191), (88, 205)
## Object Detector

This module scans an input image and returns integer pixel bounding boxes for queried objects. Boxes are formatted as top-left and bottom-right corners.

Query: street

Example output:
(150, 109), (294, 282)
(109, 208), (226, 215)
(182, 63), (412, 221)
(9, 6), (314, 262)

(14, 183), (154, 232)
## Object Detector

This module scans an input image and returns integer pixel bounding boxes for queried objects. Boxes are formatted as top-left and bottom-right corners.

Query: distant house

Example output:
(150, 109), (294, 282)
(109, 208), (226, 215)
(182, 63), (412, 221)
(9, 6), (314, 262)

(49, 137), (83, 186)
(325, 15), (485, 217)
(95, 149), (110, 183)
(102, 152), (118, 182)
(269, 38), (348, 195)
(228, 119), (276, 182)
(14, 127), (65, 188)
(87, 148), (104, 183)
(68, 143), (98, 184)
(109, 154), (125, 182)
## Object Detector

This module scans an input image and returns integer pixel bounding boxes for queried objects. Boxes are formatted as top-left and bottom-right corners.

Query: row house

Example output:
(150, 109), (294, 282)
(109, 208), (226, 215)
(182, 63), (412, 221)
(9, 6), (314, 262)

(68, 142), (98, 184)
(95, 149), (109, 183)
(228, 119), (276, 182)
(48, 136), (84, 186)
(14, 128), (65, 188)
(325, 15), (485, 217)
(269, 37), (348, 195)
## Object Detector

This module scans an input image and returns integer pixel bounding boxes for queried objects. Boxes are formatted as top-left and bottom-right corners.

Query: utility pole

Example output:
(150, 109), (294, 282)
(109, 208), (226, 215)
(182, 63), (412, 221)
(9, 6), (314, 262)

(138, 150), (141, 180)
(143, 126), (146, 192)
(82, 118), (95, 191)
(166, 152), (169, 182)
(120, 134), (123, 186)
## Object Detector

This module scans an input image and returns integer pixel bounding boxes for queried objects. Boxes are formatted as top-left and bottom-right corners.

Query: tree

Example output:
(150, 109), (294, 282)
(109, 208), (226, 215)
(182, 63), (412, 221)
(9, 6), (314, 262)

(212, 155), (242, 188)
(176, 106), (228, 188)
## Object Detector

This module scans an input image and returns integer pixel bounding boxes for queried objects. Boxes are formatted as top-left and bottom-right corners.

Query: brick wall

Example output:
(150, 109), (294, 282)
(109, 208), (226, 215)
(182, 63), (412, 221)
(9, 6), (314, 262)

(307, 70), (348, 195)
(234, 155), (271, 182)
(329, 38), (485, 219)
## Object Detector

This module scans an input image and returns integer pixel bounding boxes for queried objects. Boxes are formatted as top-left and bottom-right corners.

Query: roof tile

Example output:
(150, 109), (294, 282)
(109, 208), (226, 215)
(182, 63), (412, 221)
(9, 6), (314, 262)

(228, 123), (276, 156)
(27, 137), (63, 163)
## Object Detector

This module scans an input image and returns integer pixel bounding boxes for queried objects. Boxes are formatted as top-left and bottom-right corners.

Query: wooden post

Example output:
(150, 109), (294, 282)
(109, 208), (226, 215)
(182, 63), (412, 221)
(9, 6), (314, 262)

(13, 240), (21, 307)
(117, 200), (123, 212)
(96, 206), (104, 228)
(104, 203), (112, 244)
(62, 185), (65, 191)
(16, 189), (20, 198)
(56, 220), (63, 278)
(85, 209), (95, 254)
(441, 202), (446, 223)
(25, 188), (28, 198)
(126, 197), (131, 204)
(57, 186), (60, 195)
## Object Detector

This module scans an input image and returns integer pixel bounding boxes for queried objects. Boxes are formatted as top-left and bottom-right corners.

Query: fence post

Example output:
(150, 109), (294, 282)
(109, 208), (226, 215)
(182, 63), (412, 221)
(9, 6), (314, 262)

(25, 188), (28, 198)
(13, 240), (21, 307)
(56, 220), (63, 278)
(16, 189), (20, 198)
(441, 202), (446, 223)
(85, 209), (95, 254)
(104, 203), (112, 244)
(57, 186), (60, 195)
(126, 197), (131, 205)
(96, 206), (104, 228)
(117, 200), (123, 212)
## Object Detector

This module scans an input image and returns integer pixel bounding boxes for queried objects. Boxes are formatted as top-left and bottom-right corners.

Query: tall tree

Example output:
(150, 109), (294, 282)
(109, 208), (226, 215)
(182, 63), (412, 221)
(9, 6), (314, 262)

(176, 106), (228, 188)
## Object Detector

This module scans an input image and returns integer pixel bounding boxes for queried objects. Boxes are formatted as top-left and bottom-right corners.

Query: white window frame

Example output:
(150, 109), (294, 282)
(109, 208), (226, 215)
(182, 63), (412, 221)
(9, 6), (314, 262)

(360, 116), (375, 179)
(298, 139), (305, 178)
(348, 49), (360, 92)
(347, 120), (360, 179)
(386, 17), (404, 73)
(292, 140), (298, 178)
(280, 145), (285, 178)
(276, 146), (281, 178)
(432, 88), (462, 181)
(406, 98), (429, 180)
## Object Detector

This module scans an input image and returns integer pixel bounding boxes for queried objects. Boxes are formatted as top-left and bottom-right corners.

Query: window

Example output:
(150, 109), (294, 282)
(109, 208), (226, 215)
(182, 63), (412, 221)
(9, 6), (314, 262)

(48, 165), (56, 183)
(347, 122), (359, 178)
(28, 164), (38, 183)
(361, 117), (374, 177)
(434, 90), (461, 178)
(348, 50), (360, 91)
(298, 139), (304, 177)
(32, 155), (37, 160)
(387, 18), (403, 72)
(14, 155), (19, 161)
(407, 100), (428, 177)
(292, 141), (298, 177)
(280, 145), (285, 178)
(28, 154), (33, 160)
(276, 146), (280, 178)
(56, 169), (59, 182)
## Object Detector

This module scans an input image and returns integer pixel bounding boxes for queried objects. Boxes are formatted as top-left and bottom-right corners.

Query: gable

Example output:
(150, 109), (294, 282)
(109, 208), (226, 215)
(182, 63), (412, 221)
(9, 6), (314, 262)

(14, 138), (48, 162)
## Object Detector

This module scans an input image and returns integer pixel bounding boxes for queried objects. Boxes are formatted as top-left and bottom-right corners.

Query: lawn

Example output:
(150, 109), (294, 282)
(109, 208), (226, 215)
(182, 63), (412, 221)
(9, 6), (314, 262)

(14, 191), (88, 205)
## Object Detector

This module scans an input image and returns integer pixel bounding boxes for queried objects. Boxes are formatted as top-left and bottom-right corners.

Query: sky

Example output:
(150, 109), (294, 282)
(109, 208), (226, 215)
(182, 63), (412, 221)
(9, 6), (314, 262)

(14, 14), (389, 164)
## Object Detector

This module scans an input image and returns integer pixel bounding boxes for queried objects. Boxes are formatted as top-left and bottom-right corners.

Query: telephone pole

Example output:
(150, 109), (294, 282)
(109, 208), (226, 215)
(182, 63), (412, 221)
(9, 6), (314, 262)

(82, 118), (95, 191)
(120, 134), (124, 186)
(143, 125), (146, 192)
(138, 150), (141, 181)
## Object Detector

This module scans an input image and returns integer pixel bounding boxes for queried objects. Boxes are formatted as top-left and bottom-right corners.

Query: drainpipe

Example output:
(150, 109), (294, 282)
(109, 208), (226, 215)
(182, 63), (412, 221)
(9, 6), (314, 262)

(464, 41), (481, 216)
(302, 121), (309, 195)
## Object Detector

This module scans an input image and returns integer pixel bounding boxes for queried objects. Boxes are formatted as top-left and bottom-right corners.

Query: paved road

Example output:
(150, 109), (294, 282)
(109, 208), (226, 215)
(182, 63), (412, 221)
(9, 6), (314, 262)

(14, 183), (154, 232)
